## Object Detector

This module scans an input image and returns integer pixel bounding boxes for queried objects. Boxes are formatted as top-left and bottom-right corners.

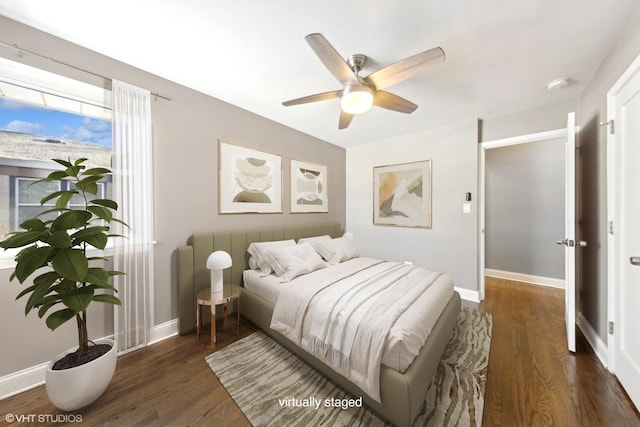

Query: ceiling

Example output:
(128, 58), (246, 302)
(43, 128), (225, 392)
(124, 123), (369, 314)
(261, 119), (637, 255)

(0, 0), (639, 148)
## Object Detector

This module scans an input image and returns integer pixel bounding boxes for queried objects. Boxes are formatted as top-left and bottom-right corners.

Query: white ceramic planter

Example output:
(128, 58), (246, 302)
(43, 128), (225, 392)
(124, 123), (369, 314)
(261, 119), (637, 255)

(45, 338), (117, 411)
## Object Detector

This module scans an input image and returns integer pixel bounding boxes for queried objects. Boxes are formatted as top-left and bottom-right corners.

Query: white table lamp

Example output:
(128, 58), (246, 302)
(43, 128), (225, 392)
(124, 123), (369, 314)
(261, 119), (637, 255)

(206, 250), (232, 294)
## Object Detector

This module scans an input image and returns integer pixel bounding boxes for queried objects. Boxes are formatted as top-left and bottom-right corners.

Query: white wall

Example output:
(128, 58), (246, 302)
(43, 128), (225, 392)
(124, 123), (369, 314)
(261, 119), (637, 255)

(346, 119), (479, 295)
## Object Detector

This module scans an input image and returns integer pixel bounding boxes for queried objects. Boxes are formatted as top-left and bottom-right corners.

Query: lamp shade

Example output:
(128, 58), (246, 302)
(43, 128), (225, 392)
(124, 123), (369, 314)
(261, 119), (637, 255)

(206, 250), (232, 270)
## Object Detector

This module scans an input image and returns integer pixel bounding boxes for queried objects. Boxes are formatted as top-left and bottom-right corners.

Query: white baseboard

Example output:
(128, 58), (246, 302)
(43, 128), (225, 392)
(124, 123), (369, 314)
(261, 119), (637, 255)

(485, 268), (565, 289)
(0, 362), (47, 401)
(0, 319), (179, 401)
(148, 318), (179, 345)
(577, 313), (609, 369)
(455, 286), (481, 303)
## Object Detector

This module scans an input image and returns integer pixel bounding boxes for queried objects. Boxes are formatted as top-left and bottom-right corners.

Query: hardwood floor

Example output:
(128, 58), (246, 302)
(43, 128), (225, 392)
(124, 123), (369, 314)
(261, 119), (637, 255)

(1, 278), (638, 426)
(478, 277), (639, 427)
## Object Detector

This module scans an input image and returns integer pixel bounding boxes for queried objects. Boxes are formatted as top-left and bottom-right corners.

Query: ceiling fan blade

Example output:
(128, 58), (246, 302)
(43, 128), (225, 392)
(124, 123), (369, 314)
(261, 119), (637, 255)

(338, 110), (354, 129)
(373, 91), (418, 114)
(365, 47), (445, 90)
(282, 90), (342, 106)
(305, 33), (359, 85)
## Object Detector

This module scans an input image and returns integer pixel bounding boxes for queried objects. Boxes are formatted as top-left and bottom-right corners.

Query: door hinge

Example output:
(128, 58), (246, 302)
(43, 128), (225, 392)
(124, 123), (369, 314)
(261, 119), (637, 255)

(609, 321), (614, 335)
(599, 119), (615, 134)
(609, 221), (614, 235)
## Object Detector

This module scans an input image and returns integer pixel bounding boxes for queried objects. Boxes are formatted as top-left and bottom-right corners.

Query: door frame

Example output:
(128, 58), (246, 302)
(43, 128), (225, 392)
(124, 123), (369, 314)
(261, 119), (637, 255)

(478, 127), (568, 301)
(606, 51), (640, 373)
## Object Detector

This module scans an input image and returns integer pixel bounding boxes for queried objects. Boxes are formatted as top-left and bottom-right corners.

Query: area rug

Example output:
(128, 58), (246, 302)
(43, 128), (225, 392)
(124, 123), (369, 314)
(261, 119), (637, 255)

(205, 306), (492, 426)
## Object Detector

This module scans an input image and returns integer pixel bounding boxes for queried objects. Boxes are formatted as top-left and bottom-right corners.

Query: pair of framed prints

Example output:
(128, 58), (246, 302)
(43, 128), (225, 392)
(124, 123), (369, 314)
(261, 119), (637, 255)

(218, 140), (327, 214)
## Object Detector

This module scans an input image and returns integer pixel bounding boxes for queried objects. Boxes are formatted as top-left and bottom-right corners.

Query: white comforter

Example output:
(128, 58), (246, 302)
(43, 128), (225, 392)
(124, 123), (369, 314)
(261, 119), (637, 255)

(270, 257), (447, 402)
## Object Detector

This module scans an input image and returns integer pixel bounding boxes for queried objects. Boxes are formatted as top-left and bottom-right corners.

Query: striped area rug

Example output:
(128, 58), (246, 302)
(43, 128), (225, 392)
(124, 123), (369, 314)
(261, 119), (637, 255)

(205, 307), (492, 426)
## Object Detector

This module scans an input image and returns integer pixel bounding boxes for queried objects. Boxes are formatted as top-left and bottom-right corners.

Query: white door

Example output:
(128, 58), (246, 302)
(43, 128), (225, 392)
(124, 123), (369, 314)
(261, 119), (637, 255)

(557, 112), (580, 353)
(609, 57), (640, 411)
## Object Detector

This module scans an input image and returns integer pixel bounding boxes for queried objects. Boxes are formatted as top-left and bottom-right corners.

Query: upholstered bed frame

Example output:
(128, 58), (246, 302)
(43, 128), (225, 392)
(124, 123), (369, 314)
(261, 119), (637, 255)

(177, 223), (461, 427)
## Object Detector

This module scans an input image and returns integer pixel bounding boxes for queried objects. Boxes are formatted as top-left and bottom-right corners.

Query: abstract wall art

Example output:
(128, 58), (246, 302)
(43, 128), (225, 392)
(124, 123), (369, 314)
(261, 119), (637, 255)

(218, 140), (282, 214)
(373, 160), (432, 228)
(290, 159), (328, 213)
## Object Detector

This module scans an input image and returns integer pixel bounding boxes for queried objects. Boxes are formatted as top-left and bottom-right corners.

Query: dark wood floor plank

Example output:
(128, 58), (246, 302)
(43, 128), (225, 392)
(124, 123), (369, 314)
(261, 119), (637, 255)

(1, 278), (638, 426)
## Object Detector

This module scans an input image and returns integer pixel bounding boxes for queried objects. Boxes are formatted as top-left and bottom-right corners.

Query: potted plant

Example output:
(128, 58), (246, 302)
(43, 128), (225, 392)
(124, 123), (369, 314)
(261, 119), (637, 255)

(0, 158), (126, 411)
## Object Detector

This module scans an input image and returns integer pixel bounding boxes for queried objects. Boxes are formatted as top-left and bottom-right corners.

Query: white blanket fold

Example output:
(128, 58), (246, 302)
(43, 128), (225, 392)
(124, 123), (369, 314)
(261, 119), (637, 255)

(270, 257), (443, 402)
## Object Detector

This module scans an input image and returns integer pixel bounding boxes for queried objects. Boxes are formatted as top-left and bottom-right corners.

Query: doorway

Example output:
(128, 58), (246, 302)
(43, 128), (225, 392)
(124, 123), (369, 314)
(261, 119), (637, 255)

(479, 128), (567, 300)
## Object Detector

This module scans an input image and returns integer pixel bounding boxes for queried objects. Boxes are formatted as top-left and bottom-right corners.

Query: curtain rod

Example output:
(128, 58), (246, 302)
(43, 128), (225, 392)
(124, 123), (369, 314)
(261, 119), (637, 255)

(0, 41), (172, 102)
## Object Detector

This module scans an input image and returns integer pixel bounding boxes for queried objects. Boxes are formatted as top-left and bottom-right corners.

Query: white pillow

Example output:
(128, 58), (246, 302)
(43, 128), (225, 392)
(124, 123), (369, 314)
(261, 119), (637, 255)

(314, 237), (359, 265)
(248, 256), (259, 270)
(267, 242), (326, 282)
(247, 239), (296, 275)
(297, 234), (331, 245)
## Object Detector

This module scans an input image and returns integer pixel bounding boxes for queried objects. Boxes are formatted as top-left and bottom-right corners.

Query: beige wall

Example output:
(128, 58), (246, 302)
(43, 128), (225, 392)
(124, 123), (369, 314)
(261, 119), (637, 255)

(346, 119), (479, 293)
(0, 17), (346, 377)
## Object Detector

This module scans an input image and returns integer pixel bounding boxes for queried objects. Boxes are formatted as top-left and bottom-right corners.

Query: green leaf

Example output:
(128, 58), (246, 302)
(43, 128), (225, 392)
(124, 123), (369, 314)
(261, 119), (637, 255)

(83, 167), (111, 176)
(84, 268), (109, 287)
(38, 299), (59, 318)
(52, 249), (88, 282)
(36, 207), (68, 219)
(45, 308), (76, 330)
(90, 199), (118, 210)
(14, 246), (50, 283)
(52, 159), (73, 168)
(87, 205), (113, 222)
(46, 230), (73, 248)
(51, 210), (92, 232)
(65, 165), (82, 177)
(19, 219), (46, 231)
(25, 273), (60, 314)
(93, 294), (121, 305)
(40, 190), (74, 206)
(0, 230), (46, 249)
(108, 270), (126, 277)
(75, 175), (101, 195)
(71, 226), (109, 249)
(56, 191), (77, 209)
(74, 158), (88, 166)
(43, 170), (69, 181)
(61, 286), (94, 312)
(15, 284), (37, 301)
(34, 271), (61, 287)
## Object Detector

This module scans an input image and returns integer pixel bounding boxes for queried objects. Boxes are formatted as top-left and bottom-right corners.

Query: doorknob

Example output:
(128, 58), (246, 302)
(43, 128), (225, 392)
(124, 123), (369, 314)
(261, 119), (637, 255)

(631, 257), (640, 266)
(555, 239), (587, 247)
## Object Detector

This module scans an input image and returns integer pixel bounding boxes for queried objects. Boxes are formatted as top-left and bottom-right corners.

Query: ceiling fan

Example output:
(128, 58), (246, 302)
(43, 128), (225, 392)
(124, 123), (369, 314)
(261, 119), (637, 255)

(282, 33), (445, 130)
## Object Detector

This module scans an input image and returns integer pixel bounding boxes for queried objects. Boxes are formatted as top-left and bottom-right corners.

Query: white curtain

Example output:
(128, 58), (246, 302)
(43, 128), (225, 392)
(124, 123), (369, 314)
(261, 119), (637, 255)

(112, 80), (154, 354)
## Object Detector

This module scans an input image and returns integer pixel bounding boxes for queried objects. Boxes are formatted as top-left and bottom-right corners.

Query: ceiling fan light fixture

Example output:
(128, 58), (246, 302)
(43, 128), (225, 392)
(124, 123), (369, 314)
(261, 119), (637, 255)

(341, 84), (374, 114)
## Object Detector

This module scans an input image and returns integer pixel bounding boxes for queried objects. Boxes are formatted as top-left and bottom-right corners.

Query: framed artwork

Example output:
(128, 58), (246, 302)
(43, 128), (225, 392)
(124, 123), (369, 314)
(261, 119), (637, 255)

(290, 159), (328, 213)
(218, 140), (282, 214)
(373, 160), (432, 228)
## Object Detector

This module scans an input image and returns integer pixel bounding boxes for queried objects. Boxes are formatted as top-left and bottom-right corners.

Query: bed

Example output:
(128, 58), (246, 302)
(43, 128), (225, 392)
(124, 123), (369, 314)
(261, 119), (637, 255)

(177, 223), (461, 427)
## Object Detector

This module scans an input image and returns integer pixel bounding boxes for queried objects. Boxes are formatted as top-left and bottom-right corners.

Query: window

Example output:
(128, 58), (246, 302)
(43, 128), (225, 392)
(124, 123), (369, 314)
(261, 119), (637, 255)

(14, 178), (107, 230)
(0, 57), (112, 265)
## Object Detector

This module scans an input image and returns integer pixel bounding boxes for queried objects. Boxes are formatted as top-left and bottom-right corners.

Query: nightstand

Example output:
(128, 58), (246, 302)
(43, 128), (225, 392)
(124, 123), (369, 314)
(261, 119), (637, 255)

(196, 284), (241, 348)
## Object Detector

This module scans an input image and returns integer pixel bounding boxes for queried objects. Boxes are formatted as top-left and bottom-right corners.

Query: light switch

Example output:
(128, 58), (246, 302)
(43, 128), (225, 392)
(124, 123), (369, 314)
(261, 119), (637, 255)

(463, 203), (471, 214)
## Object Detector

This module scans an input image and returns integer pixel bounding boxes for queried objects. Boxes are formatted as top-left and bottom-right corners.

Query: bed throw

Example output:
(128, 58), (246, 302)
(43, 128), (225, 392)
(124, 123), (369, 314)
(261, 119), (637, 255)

(270, 257), (443, 402)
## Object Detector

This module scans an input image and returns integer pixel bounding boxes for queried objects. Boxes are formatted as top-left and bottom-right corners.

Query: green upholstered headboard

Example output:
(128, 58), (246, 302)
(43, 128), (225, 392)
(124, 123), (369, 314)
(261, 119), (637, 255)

(176, 223), (343, 334)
